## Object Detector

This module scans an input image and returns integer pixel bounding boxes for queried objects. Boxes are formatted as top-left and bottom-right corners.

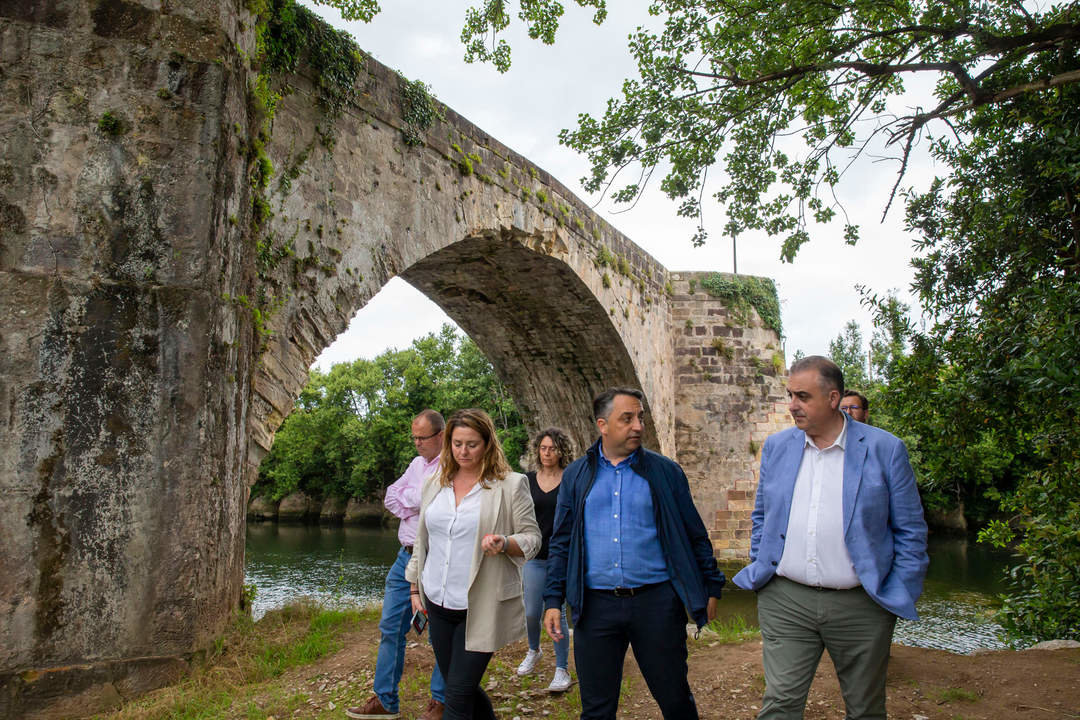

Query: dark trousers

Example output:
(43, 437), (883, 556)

(425, 598), (495, 720)
(573, 582), (698, 720)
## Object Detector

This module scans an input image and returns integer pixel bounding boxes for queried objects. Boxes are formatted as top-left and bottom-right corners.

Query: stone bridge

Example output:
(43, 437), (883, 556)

(0, 1), (789, 716)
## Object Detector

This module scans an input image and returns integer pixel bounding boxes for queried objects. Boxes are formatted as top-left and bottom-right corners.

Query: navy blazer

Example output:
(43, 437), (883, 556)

(732, 419), (929, 620)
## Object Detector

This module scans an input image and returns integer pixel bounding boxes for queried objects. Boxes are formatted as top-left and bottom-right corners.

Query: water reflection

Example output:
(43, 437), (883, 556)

(245, 526), (1017, 653)
(245, 523), (401, 619)
(894, 535), (1017, 653)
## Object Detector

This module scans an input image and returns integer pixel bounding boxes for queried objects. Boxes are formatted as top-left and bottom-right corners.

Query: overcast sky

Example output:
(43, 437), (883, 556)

(309, 1), (935, 372)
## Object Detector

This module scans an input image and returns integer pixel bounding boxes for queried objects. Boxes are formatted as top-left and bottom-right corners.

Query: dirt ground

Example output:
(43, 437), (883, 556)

(266, 618), (1080, 720)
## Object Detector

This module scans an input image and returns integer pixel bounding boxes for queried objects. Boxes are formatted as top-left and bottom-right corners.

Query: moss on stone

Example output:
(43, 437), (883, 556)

(97, 110), (125, 136)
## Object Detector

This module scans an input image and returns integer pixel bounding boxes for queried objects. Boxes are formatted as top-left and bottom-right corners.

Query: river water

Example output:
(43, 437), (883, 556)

(245, 524), (1017, 654)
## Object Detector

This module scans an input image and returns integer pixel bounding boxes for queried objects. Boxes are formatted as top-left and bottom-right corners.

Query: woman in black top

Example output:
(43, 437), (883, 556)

(515, 427), (574, 692)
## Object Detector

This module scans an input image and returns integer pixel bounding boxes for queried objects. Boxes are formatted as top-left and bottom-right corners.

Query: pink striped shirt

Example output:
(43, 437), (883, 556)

(384, 453), (441, 546)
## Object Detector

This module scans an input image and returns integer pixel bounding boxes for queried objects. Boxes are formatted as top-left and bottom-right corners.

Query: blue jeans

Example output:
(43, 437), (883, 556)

(374, 547), (446, 711)
(523, 558), (569, 669)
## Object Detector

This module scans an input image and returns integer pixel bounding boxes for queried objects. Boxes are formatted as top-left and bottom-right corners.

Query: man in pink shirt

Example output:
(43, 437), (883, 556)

(348, 410), (446, 720)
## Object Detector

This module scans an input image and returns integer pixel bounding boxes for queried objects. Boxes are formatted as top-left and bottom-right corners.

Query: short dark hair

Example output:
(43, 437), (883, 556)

(414, 409), (445, 433)
(592, 387), (646, 420)
(789, 355), (844, 394)
(532, 427), (574, 470)
(842, 389), (868, 411)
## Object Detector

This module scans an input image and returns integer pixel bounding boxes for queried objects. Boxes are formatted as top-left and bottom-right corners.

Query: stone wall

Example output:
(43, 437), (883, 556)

(669, 273), (791, 563)
(0, 1), (258, 716)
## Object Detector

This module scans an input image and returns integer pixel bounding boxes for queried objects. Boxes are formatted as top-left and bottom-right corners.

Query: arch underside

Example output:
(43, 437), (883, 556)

(400, 233), (660, 456)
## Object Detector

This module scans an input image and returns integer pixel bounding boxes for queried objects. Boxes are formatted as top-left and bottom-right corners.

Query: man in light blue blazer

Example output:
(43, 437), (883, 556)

(733, 356), (928, 719)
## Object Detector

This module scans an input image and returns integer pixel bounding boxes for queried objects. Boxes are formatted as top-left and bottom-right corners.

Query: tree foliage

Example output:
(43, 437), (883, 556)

(828, 320), (868, 391)
(863, 58), (1080, 640)
(255, 326), (527, 502)
(555, 1), (1080, 257)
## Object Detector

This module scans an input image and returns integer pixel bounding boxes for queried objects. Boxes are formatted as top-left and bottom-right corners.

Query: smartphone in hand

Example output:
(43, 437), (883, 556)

(411, 608), (428, 634)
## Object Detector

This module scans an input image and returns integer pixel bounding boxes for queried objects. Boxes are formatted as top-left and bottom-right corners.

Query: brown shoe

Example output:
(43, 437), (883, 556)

(345, 694), (401, 719)
(419, 698), (444, 720)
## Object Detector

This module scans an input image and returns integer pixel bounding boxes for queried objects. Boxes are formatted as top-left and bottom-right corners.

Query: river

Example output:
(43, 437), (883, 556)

(245, 523), (1018, 654)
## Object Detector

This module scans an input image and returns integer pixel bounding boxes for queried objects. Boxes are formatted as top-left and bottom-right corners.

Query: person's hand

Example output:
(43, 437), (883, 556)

(706, 596), (719, 623)
(481, 533), (506, 556)
(411, 588), (423, 616)
(543, 608), (564, 640)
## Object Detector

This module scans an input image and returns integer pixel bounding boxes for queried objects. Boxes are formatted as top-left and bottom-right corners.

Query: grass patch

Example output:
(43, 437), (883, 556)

(937, 687), (979, 703)
(701, 614), (760, 644)
(98, 601), (375, 720)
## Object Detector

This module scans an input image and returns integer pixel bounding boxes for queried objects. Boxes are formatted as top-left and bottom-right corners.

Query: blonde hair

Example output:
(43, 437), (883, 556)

(438, 408), (510, 488)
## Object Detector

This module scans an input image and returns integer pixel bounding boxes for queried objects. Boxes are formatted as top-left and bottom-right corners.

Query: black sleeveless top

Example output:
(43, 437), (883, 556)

(526, 471), (560, 560)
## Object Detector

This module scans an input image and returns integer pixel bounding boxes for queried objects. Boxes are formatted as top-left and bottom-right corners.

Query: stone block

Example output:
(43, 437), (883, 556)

(277, 491), (317, 522)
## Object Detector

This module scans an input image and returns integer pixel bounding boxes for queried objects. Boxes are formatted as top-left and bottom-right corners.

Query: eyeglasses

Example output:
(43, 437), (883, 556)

(412, 431), (441, 443)
(839, 405), (863, 413)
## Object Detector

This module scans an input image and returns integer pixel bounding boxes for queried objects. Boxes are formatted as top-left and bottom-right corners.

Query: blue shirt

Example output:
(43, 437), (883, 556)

(583, 446), (670, 589)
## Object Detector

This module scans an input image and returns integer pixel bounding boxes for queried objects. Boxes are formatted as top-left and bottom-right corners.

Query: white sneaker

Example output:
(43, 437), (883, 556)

(516, 648), (542, 675)
(548, 667), (572, 693)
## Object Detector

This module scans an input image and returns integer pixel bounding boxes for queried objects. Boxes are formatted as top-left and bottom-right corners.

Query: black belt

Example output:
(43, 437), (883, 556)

(591, 581), (666, 597)
(402, 545), (413, 554)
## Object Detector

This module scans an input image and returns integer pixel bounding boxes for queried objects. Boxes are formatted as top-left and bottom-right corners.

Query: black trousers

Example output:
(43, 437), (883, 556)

(425, 597), (495, 720)
(574, 581), (699, 720)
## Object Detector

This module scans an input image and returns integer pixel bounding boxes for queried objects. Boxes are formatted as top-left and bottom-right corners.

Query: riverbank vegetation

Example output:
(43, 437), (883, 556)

(253, 325), (526, 503)
(99, 602), (377, 720)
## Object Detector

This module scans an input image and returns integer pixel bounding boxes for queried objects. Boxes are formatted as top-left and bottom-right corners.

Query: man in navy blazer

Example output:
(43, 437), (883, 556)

(734, 356), (928, 719)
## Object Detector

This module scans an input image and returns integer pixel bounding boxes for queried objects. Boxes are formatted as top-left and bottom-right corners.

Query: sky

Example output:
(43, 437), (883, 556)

(309, 1), (936, 372)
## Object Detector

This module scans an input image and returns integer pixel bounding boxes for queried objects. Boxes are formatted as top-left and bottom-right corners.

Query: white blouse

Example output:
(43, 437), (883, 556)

(421, 482), (484, 610)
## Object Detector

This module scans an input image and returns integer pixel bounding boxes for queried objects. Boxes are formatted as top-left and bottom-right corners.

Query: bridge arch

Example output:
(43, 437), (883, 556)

(248, 60), (680, 471)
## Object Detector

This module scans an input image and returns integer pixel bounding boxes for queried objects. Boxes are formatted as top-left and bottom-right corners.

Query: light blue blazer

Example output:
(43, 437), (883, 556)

(732, 419), (929, 620)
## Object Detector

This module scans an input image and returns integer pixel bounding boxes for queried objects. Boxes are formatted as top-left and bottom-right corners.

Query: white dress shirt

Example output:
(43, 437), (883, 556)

(420, 482), (483, 610)
(776, 416), (861, 589)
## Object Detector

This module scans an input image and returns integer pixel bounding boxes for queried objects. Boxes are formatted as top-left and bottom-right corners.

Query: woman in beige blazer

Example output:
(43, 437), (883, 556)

(406, 408), (540, 720)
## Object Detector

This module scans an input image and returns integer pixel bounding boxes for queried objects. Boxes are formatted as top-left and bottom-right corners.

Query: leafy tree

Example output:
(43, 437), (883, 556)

(557, 0), (1080, 256)
(866, 58), (1080, 640)
(828, 320), (868, 391)
(255, 326), (528, 501)
(865, 291), (911, 384)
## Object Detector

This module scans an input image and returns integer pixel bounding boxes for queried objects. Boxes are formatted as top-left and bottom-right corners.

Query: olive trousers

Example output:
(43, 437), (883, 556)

(757, 576), (897, 720)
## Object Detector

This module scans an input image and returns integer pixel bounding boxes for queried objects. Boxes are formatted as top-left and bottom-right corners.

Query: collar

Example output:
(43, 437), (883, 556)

(598, 443), (639, 469)
(804, 413), (848, 452)
(421, 452), (441, 471)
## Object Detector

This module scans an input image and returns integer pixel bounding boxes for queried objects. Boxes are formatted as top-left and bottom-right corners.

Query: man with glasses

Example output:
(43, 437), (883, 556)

(840, 390), (869, 424)
(347, 410), (447, 720)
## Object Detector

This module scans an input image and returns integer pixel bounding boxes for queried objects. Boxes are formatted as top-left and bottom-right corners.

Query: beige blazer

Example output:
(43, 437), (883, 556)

(405, 471), (541, 652)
